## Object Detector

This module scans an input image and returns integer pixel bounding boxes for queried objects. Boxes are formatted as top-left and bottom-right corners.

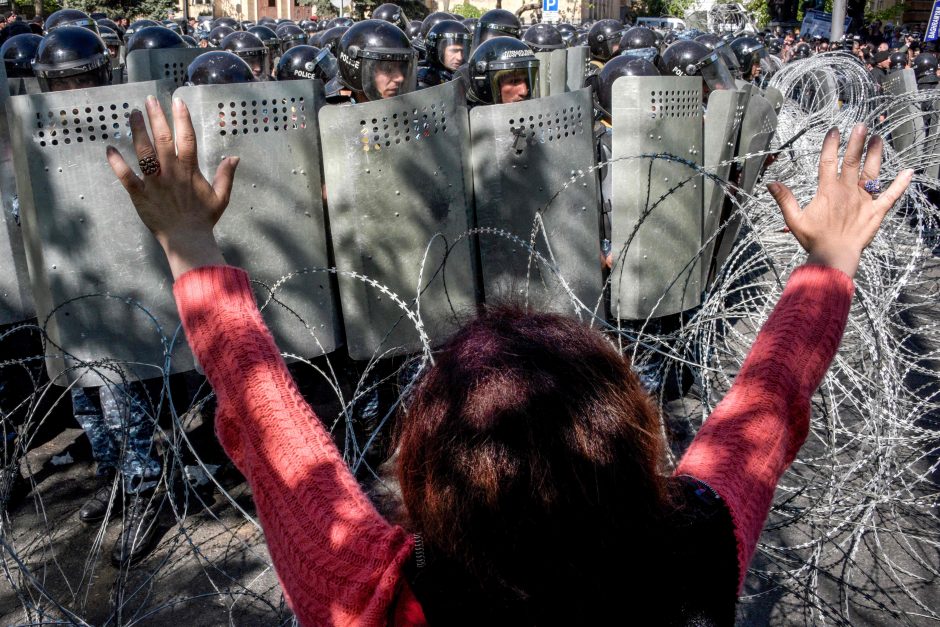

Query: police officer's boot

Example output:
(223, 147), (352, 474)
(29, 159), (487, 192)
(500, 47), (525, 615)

(78, 469), (118, 523)
(111, 488), (162, 566)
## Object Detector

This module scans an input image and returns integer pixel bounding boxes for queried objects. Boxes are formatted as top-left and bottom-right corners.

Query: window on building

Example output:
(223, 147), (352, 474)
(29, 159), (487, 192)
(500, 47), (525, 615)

(268, 0), (275, 6)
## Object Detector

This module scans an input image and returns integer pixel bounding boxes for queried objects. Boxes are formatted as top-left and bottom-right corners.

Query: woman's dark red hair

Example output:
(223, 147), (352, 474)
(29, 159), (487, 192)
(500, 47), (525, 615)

(396, 305), (674, 622)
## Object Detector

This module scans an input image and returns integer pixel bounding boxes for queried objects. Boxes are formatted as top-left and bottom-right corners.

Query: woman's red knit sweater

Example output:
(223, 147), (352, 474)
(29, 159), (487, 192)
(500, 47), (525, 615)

(172, 263), (855, 627)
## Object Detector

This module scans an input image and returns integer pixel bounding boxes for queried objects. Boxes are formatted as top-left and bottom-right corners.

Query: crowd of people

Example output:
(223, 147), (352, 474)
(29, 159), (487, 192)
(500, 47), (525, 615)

(0, 4), (926, 624)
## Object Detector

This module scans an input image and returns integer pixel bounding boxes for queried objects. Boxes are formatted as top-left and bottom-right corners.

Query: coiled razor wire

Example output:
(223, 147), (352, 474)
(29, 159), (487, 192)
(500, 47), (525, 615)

(1, 54), (938, 625)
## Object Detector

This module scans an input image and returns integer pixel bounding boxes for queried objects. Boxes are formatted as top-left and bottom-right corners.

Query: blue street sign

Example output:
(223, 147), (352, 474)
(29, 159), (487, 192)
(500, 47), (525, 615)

(543, 0), (558, 12)
(927, 0), (940, 43)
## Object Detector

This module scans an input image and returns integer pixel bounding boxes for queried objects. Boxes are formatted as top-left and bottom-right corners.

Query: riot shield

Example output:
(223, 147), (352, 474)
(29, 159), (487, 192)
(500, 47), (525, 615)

(566, 46), (588, 92)
(8, 80), (184, 385)
(0, 64), (34, 323)
(710, 91), (777, 282)
(536, 51), (551, 99)
(923, 104), (940, 180)
(700, 88), (746, 288)
(8, 77), (40, 96)
(549, 48), (567, 95)
(319, 80), (476, 360)
(470, 87), (602, 315)
(609, 75), (704, 320)
(763, 85), (783, 114)
(883, 69), (924, 157)
(126, 47), (207, 87)
(176, 79), (342, 361)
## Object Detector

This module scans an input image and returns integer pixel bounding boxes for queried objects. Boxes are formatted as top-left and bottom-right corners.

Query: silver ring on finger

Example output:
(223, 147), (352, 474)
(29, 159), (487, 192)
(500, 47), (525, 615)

(139, 155), (160, 176)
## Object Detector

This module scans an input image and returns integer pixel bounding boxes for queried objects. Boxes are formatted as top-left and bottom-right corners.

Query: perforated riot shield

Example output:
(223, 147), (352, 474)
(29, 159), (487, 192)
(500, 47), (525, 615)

(700, 88), (746, 288)
(470, 87), (602, 315)
(883, 69), (924, 157)
(549, 48), (567, 95)
(126, 47), (207, 87)
(609, 75), (703, 320)
(8, 80), (183, 385)
(7, 77), (40, 96)
(566, 46), (588, 92)
(536, 51), (551, 99)
(319, 80), (476, 360)
(0, 64), (33, 323)
(176, 79), (342, 361)
(710, 91), (777, 283)
(923, 102), (940, 180)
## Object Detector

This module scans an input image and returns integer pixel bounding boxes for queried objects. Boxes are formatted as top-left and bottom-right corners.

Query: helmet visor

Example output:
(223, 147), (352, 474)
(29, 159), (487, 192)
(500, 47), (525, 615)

(696, 52), (735, 91)
(314, 47), (339, 80)
(490, 66), (539, 103)
(235, 48), (272, 80)
(435, 36), (470, 71)
(362, 56), (417, 100)
(716, 43), (739, 72)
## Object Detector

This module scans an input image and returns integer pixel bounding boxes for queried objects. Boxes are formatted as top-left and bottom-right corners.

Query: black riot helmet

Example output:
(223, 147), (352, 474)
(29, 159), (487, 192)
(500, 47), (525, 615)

(275, 44), (338, 81)
(694, 33), (722, 49)
(406, 20), (422, 39)
(472, 9), (521, 50)
(420, 12), (455, 41)
(98, 26), (126, 63)
(97, 18), (123, 38)
(337, 20), (417, 102)
(372, 3), (409, 32)
(248, 25), (282, 56)
(186, 50), (256, 85)
(33, 26), (111, 92)
(181, 34), (198, 47)
(124, 19), (160, 39)
(44, 9), (100, 35)
(766, 37), (783, 55)
(301, 20), (319, 36)
(332, 17), (355, 28)
(164, 21), (182, 34)
(790, 42), (811, 60)
(889, 51), (908, 70)
(212, 17), (241, 31)
(426, 20), (471, 72)
(258, 16), (277, 28)
(277, 23), (307, 51)
(126, 26), (186, 52)
(913, 53), (938, 85)
(588, 19), (624, 62)
(208, 25), (235, 47)
(593, 56), (660, 121)
(1, 33), (42, 78)
(5, 22), (32, 39)
(318, 25), (349, 55)
(729, 36), (766, 80)
(556, 23), (576, 46)
(461, 17), (478, 33)
(222, 31), (272, 80)
(466, 36), (539, 105)
(405, 20), (424, 39)
(658, 39), (735, 92)
(619, 26), (657, 51)
(523, 23), (565, 52)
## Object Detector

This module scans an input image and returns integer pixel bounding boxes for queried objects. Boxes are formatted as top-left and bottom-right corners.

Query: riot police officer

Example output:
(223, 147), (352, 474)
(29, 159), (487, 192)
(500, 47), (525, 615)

(888, 50), (908, 72)
(416, 11), (459, 60)
(522, 23), (565, 53)
(465, 36), (538, 106)
(587, 19), (624, 71)
(277, 23), (307, 52)
(186, 50), (257, 85)
(275, 43), (338, 82)
(914, 52), (938, 89)
(43, 8), (100, 34)
(32, 26), (111, 91)
(789, 41), (812, 62)
(222, 31), (272, 80)
(208, 24), (234, 47)
(471, 9), (521, 50)
(658, 40), (735, 99)
(1, 32), (41, 77)
(729, 36), (767, 83)
(418, 20), (470, 88)
(335, 19), (417, 102)
(371, 3), (409, 32)
(247, 25), (282, 60)
(126, 25), (187, 53)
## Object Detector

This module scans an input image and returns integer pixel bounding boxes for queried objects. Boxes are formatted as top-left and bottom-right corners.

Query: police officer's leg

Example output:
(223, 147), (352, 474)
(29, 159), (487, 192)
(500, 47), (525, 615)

(71, 386), (120, 523)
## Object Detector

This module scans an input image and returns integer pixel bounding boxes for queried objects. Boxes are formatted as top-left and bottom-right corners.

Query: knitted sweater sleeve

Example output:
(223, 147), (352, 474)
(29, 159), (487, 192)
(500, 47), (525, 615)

(173, 265), (420, 627)
(675, 264), (855, 592)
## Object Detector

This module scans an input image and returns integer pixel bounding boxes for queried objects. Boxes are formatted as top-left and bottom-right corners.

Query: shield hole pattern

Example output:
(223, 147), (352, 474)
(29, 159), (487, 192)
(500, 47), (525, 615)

(162, 62), (188, 87)
(648, 89), (699, 119)
(357, 101), (448, 152)
(35, 102), (132, 147)
(506, 105), (584, 143)
(217, 97), (306, 136)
